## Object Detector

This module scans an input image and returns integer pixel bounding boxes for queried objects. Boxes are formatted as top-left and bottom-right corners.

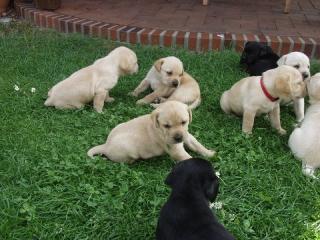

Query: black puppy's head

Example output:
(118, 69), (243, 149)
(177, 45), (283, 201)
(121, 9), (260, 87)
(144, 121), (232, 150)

(240, 41), (275, 65)
(165, 158), (219, 202)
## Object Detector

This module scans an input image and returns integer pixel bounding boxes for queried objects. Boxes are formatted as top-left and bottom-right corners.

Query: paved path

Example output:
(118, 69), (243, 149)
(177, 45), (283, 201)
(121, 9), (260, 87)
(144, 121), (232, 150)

(56, 0), (320, 38)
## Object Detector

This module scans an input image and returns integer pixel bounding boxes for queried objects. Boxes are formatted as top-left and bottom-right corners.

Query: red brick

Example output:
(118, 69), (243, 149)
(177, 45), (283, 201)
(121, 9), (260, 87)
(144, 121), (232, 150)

(140, 29), (153, 45)
(280, 36), (291, 55)
(188, 32), (197, 50)
(151, 29), (162, 46)
(201, 32), (209, 51)
(269, 35), (280, 54)
(235, 34), (245, 52)
(109, 25), (123, 41)
(163, 30), (174, 47)
(176, 31), (185, 48)
(74, 19), (89, 33)
(212, 34), (222, 51)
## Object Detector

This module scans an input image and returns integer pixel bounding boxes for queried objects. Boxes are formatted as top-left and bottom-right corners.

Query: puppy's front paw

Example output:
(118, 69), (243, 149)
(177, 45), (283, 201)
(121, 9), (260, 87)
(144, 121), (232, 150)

(136, 99), (148, 105)
(242, 129), (252, 135)
(128, 91), (138, 97)
(204, 150), (216, 158)
(278, 128), (287, 135)
(105, 97), (115, 103)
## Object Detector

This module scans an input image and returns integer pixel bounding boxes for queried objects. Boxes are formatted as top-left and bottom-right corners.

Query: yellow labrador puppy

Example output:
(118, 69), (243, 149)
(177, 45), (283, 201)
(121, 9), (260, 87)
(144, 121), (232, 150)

(129, 57), (201, 108)
(277, 52), (310, 122)
(87, 101), (215, 163)
(45, 46), (138, 112)
(289, 73), (320, 179)
(220, 65), (306, 134)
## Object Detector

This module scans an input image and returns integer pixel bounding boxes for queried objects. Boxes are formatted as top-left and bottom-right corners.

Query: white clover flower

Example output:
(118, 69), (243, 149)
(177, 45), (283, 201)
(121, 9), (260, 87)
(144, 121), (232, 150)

(14, 84), (20, 91)
(31, 87), (36, 93)
(209, 201), (223, 210)
(215, 171), (220, 178)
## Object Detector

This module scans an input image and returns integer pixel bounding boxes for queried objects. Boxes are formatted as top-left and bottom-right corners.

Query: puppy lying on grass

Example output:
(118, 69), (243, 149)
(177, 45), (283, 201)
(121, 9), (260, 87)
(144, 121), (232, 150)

(289, 73), (320, 179)
(129, 56), (201, 109)
(87, 101), (215, 163)
(220, 65), (306, 134)
(156, 158), (235, 240)
(45, 46), (138, 112)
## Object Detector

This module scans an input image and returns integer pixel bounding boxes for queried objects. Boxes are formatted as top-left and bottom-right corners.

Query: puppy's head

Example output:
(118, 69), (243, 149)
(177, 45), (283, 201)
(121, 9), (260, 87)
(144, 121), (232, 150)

(151, 101), (191, 145)
(154, 56), (184, 88)
(307, 73), (320, 104)
(277, 52), (310, 80)
(165, 158), (219, 202)
(240, 41), (275, 65)
(269, 65), (306, 101)
(112, 46), (139, 75)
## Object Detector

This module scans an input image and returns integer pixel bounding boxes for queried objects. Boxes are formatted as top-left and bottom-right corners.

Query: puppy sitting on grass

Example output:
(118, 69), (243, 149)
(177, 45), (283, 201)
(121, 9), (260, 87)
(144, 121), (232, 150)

(45, 46), (138, 113)
(289, 73), (320, 179)
(87, 101), (215, 163)
(220, 65), (306, 134)
(129, 56), (201, 109)
(156, 158), (235, 240)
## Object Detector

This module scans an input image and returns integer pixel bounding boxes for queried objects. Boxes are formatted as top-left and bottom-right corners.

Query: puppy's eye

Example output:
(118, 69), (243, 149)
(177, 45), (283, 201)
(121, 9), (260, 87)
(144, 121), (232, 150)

(181, 121), (186, 125)
(294, 64), (300, 69)
(167, 71), (173, 76)
(164, 124), (171, 129)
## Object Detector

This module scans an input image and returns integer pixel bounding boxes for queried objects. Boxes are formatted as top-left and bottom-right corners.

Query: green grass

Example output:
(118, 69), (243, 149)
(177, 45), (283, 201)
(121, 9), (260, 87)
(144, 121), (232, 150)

(1, 22), (320, 240)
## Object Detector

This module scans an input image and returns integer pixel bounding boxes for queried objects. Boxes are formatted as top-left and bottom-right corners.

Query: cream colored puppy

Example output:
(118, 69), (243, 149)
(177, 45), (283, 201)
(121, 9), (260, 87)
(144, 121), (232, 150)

(151, 72), (201, 109)
(129, 57), (200, 108)
(220, 65), (306, 134)
(87, 101), (215, 163)
(277, 52), (310, 122)
(289, 73), (320, 179)
(45, 46), (138, 112)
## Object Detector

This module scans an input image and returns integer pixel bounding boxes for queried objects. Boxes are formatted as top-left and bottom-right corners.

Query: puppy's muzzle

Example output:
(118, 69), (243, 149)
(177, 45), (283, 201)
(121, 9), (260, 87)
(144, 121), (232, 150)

(172, 80), (179, 88)
(173, 133), (183, 143)
(302, 72), (309, 80)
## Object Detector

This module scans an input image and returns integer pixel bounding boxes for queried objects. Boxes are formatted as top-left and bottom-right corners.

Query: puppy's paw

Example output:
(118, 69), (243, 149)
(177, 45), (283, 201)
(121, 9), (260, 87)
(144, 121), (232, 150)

(95, 107), (103, 113)
(128, 91), (138, 97)
(278, 128), (287, 135)
(105, 97), (115, 103)
(136, 99), (148, 105)
(150, 103), (160, 108)
(242, 129), (252, 135)
(204, 150), (216, 158)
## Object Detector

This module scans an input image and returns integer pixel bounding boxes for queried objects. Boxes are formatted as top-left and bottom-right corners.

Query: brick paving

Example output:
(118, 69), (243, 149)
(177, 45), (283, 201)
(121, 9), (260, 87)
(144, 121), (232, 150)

(55, 0), (320, 38)
(15, 0), (320, 58)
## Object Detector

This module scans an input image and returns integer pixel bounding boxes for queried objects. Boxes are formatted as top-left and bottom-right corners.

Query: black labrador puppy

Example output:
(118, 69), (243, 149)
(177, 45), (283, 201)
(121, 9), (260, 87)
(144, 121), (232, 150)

(240, 41), (279, 76)
(156, 158), (235, 240)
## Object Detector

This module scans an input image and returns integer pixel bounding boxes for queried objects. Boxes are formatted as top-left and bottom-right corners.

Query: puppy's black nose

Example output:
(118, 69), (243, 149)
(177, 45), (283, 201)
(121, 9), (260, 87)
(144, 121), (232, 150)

(172, 80), (179, 87)
(302, 72), (309, 79)
(173, 133), (183, 143)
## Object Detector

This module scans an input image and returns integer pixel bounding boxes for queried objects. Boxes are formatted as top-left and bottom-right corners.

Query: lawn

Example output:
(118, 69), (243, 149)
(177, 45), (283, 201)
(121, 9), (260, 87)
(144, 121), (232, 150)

(1, 22), (320, 240)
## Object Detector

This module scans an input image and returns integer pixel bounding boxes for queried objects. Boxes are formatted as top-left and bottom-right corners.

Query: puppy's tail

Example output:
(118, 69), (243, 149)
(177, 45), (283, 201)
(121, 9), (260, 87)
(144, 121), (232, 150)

(87, 144), (108, 158)
(188, 97), (201, 110)
(220, 91), (231, 114)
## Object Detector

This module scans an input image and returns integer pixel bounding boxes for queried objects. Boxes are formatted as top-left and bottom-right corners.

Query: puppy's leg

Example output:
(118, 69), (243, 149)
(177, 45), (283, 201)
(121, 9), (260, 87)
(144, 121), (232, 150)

(104, 91), (115, 103)
(93, 90), (106, 113)
(129, 79), (150, 97)
(242, 109), (256, 134)
(293, 98), (304, 123)
(302, 163), (317, 179)
(269, 104), (286, 135)
(184, 133), (216, 158)
(136, 87), (172, 105)
(167, 143), (192, 161)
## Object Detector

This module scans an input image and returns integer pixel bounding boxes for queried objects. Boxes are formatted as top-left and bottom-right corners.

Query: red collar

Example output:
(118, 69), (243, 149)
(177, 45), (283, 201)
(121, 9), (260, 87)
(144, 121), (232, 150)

(260, 77), (279, 102)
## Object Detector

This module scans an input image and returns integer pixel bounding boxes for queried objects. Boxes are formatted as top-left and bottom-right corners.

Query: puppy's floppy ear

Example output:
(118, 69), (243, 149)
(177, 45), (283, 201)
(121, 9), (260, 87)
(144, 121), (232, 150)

(277, 54), (287, 66)
(259, 45), (272, 56)
(151, 110), (160, 128)
(275, 73), (291, 96)
(204, 177), (219, 202)
(154, 58), (164, 72)
(188, 107), (192, 123)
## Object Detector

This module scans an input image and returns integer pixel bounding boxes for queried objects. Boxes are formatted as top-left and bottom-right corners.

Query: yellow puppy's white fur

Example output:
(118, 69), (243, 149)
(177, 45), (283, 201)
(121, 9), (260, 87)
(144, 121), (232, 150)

(87, 101), (215, 163)
(130, 56), (201, 109)
(220, 65), (306, 134)
(289, 73), (320, 178)
(45, 46), (138, 112)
